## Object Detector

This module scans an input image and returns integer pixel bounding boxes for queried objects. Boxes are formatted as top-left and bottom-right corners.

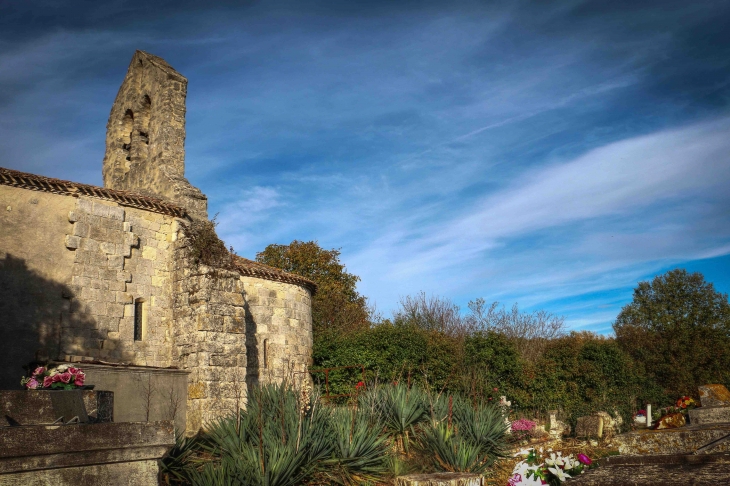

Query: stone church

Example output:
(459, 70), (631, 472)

(0, 51), (315, 432)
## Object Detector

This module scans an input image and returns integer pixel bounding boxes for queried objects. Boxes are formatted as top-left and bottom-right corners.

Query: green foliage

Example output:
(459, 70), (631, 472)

(312, 322), (459, 396)
(183, 216), (235, 270)
(161, 383), (396, 486)
(418, 395), (508, 474)
(461, 331), (525, 403)
(256, 241), (370, 336)
(371, 383), (429, 454)
(527, 333), (647, 428)
(319, 406), (391, 485)
(614, 269), (730, 397)
(181, 384), (332, 486)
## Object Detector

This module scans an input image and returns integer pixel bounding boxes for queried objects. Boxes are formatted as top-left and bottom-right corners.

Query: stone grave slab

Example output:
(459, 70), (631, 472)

(576, 415), (603, 438)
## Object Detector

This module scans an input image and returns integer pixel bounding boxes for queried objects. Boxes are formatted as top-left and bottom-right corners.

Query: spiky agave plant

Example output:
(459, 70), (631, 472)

(319, 406), (391, 485)
(417, 394), (509, 474)
(160, 430), (202, 485)
(371, 383), (428, 455)
(189, 383), (334, 486)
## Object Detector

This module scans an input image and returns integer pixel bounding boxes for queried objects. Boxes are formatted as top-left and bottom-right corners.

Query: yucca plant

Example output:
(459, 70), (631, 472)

(188, 383), (334, 486)
(417, 394), (509, 474)
(160, 430), (202, 485)
(371, 383), (428, 455)
(319, 406), (391, 485)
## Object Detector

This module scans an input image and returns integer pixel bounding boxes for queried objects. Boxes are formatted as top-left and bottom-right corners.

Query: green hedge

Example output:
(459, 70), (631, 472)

(313, 327), (672, 431)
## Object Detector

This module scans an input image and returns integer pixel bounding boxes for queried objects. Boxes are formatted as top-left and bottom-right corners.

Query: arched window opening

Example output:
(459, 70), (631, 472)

(134, 298), (146, 341)
(121, 110), (134, 162)
(139, 95), (151, 146)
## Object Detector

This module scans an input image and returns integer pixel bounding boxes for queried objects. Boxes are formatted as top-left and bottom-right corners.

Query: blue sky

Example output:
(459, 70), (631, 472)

(1, 0), (729, 333)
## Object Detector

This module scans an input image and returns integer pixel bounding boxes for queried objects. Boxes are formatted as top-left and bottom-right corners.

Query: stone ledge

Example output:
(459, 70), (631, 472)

(395, 472), (483, 486)
(689, 406), (730, 426)
(613, 423), (730, 455)
(0, 421), (174, 474)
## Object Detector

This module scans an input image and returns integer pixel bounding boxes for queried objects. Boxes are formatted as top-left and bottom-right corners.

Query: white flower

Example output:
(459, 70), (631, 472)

(548, 467), (572, 482)
(514, 448), (532, 457)
(545, 452), (559, 466)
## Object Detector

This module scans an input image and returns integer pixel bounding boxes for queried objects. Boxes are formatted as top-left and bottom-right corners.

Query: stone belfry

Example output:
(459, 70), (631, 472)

(102, 50), (207, 219)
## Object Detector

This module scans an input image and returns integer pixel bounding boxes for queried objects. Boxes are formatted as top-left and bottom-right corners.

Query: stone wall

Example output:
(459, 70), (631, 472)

(0, 185), (182, 380)
(0, 186), (77, 388)
(64, 196), (179, 366)
(102, 50), (207, 219)
(172, 264), (313, 432)
(241, 276), (313, 385)
(172, 265), (248, 431)
(1, 175), (314, 433)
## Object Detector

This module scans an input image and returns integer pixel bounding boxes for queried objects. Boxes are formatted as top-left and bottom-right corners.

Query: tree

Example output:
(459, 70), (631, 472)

(464, 299), (566, 363)
(392, 292), (464, 336)
(613, 269), (730, 398)
(256, 240), (371, 336)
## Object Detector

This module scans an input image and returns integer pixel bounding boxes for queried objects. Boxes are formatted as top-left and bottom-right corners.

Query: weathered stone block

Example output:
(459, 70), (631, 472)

(107, 254), (125, 269)
(107, 302), (125, 318)
(699, 385), (730, 408)
(73, 221), (90, 238)
(576, 415), (604, 438)
(0, 421), (174, 484)
(108, 205), (125, 221)
(689, 406), (730, 425)
(65, 235), (81, 250)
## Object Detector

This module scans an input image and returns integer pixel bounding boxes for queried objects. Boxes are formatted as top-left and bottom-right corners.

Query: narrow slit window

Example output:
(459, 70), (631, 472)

(263, 339), (268, 369)
(134, 300), (144, 341)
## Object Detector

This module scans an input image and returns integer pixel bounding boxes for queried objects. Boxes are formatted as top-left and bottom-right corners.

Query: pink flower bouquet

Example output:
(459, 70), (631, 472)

(21, 365), (86, 390)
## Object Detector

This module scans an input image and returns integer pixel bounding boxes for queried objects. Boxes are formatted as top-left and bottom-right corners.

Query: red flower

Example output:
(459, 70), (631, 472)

(355, 381), (365, 390)
(577, 453), (592, 465)
(43, 376), (53, 388)
(59, 372), (72, 384)
(74, 372), (85, 386)
(493, 387), (498, 392)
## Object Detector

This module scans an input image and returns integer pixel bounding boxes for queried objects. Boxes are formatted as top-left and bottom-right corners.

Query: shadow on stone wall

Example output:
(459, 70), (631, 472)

(244, 298), (260, 391)
(0, 254), (119, 390)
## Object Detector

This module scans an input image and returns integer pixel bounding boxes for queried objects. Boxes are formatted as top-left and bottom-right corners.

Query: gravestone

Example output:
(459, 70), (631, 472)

(690, 385), (730, 426)
(698, 384), (730, 408)
(576, 415), (603, 438)
(548, 409), (570, 437)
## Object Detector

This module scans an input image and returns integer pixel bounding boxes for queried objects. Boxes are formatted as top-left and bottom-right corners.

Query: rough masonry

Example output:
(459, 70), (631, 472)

(0, 51), (316, 433)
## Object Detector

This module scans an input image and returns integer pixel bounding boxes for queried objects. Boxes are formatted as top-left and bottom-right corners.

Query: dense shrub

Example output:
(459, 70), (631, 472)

(312, 322), (459, 396)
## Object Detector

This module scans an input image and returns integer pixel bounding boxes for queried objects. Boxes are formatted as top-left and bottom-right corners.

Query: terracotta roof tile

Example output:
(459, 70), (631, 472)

(0, 167), (187, 218)
(233, 255), (318, 294)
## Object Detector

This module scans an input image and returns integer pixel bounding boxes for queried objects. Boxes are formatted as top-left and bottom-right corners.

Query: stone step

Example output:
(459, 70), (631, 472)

(395, 473), (483, 486)
(689, 406), (730, 426)
(613, 423), (730, 455)
(569, 452), (730, 486)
